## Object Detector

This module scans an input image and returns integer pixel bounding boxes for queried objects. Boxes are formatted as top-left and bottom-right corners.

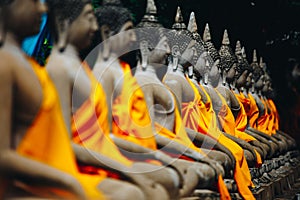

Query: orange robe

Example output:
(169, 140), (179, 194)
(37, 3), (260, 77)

(17, 58), (105, 199)
(72, 62), (132, 167)
(256, 97), (271, 135)
(268, 99), (279, 131)
(181, 79), (255, 200)
(112, 61), (157, 150)
(215, 90), (257, 143)
(248, 93), (260, 128)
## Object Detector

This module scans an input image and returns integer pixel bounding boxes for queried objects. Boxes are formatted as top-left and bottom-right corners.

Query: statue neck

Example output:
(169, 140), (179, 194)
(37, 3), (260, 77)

(177, 64), (185, 75)
(217, 73), (225, 87)
(136, 64), (159, 79)
(4, 33), (23, 50)
(192, 73), (199, 82)
(54, 44), (80, 61)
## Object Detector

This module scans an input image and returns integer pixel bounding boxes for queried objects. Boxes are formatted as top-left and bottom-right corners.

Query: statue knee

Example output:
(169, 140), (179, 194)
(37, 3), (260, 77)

(244, 149), (256, 167)
(206, 150), (233, 176)
(99, 179), (146, 200)
(191, 163), (216, 188)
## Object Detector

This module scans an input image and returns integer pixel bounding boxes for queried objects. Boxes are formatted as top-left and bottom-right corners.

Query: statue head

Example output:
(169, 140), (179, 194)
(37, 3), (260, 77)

(136, 0), (170, 69)
(167, 7), (196, 72)
(235, 41), (252, 88)
(218, 29), (237, 84)
(48, 0), (97, 52)
(260, 57), (272, 94)
(186, 12), (209, 81)
(95, 0), (136, 57)
(0, 0), (46, 46)
(251, 49), (264, 90)
(202, 23), (220, 86)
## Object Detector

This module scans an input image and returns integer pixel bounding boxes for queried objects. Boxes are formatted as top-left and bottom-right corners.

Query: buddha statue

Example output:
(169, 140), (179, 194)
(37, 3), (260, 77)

(201, 24), (261, 168)
(216, 32), (266, 166)
(200, 23), (256, 199)
(246, 50), (286, 155)
(47, 0), (175, 199)
(231, 42), (271, 160)
(134, 6), (231, 198)
(163, 11), (235, 178)
(92, 0), (199, 199)
(0, 0), (101, 199)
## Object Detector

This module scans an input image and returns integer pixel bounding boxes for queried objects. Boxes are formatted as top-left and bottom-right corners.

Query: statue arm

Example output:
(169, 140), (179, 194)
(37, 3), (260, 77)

(97, 70), (114, 131)
(0, 64), (84, 198)
(222, 132), (257, 161)
(47, 61), (72, 134)
(229, 91), (241, 119)
(0, 150), (85, 199)
(164, 78), (183, 112)
(185, 128), (236, 166)
(252, 94), (265, 117)
(111, 136), (177, 165)
(72, 142), (131, 173)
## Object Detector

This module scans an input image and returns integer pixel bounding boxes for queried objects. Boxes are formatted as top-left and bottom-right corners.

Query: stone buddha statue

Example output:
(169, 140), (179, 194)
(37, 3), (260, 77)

(163, 11), (234, 177)
(190, 23), (256, 200)
(201, 24), (261, 168)
(0, 0), (95, 198)
(46, 0), (174, 199)
(134, 5), (229, 198)
(217, 30), (240, 118)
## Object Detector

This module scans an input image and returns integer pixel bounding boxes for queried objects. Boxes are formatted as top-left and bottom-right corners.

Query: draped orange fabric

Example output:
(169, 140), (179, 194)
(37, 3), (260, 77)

(180, 78), (231, 199)
(203, 86), (255, 199)
(17, 58), (105, 199)
(155, 105), (203, 154)
(215, 90), (256, 142)
(234, 93), (262, 166)
(112, 61), (157, 150)
(256, 97), (271, 135)
(248, 93), (260, 128)
(234, 93), (248, 132)
(264, 99), (275, 135)
(72, 63), (132, 167)
(215, 89), (236, 136)
(182, 82), (254, 199)
(268, 99), (279, 131)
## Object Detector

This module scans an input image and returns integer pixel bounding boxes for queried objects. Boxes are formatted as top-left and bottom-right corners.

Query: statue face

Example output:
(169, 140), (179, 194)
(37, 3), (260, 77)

(180, 39), (197, 68)
(236, 70), (248, 88)
(68, 4), (98, 51)
(255, 75), (264, 89)
(4, 0), (47, 38)
(194, 51), (207, 77)
(209, 59), (221, 87)
(110, 21), (136, 55)
(226, 63), (237, 82)
(148, 36), (170, 65)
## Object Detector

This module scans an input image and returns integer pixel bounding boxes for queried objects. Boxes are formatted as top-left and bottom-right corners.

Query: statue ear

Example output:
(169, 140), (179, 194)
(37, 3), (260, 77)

(56, 18), (70, 52)
(100, 25), (111, 61)
(140, 40), (149, 70)
(100, 25), (111, 40)
(0, 8), (5, 47)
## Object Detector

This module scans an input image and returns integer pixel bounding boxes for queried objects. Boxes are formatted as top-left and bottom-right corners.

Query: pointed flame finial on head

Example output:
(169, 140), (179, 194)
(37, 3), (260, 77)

(146, 0), (157, 14)
(259, 57), (263, 65)
(172, 6), (186, 29)
(242, 47), (247, 58)
(235, 40), (242, 55)
(175, 6), (183, 23)
(253, 49), (258, 63)
(187, 12), (197, 33)
(222, 29), (230, 45)
(203, 23), (211, 42)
